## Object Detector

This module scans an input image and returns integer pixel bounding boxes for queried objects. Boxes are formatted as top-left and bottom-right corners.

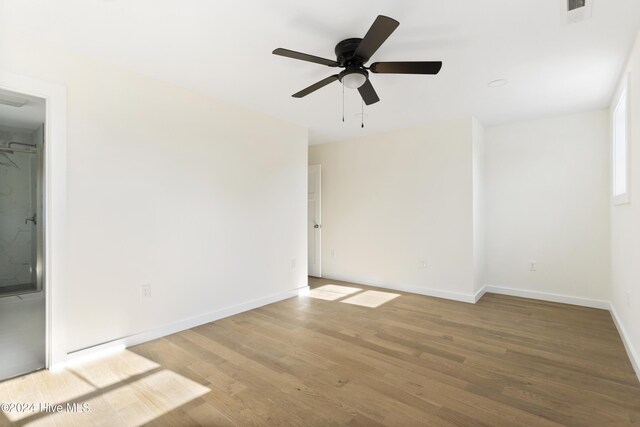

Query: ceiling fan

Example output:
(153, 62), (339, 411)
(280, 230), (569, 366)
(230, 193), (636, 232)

(273, 15), (443, 106)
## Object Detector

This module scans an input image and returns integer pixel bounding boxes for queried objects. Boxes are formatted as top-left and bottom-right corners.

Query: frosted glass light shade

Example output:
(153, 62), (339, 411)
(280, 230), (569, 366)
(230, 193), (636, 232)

(342, 72), (367, 89)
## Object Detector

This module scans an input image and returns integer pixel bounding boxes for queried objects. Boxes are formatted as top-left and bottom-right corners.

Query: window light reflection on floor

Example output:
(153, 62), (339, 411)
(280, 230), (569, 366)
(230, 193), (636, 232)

(340, 290), (400, 308)
(308, 284), (362, 301)
(306, 285), (401, 308)
(0, 350), (210, 425)
(68, 347), (159, 388)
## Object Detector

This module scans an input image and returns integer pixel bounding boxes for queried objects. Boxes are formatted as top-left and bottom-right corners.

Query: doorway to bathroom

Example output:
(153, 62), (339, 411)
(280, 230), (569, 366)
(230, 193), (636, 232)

(0, 88), (46, 381)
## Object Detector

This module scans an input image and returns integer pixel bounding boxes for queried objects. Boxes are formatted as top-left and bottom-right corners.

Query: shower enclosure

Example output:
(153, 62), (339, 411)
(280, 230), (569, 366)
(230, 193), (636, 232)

(0, 89), (46, 381)
(0, 134), (43, 297)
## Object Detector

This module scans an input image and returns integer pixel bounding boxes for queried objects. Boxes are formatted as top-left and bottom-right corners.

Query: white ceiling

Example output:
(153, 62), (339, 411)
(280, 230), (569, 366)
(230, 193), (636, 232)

(0, 89), (46, 131)
(3, 0), (640, 144)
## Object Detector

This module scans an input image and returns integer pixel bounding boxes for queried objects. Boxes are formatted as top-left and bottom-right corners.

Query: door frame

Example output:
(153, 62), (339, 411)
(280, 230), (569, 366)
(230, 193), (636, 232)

(0, 71), (68, 370)
(308, 164), (322, 277)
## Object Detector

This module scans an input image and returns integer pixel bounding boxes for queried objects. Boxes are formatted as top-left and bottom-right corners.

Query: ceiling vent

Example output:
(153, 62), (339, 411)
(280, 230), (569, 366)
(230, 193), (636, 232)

(568, 0), (586, 11)
(564, 0), (593, 24)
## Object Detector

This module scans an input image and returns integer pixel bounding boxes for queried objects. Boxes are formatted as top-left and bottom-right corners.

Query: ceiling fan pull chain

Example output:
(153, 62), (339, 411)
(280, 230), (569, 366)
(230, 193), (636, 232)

(361, 98), (364, 128)
(342, 80), (345, 122)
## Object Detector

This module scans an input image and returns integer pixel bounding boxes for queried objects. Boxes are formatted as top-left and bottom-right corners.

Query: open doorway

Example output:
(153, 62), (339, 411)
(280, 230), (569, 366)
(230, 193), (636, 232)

(308, 164), (321, 277)
(0, 88), (46, 380)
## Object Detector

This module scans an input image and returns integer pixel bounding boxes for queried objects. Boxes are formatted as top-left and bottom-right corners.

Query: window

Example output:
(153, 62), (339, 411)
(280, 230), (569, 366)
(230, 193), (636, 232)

(613, 85), (629, 204)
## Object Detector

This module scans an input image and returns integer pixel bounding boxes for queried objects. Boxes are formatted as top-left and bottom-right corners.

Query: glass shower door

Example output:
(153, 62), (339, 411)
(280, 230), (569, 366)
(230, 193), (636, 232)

(0, 148), (40, 297)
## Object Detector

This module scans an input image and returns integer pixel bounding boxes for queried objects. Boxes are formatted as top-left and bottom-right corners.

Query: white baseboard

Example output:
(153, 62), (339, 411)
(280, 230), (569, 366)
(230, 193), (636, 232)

(324, 275), (640, 383)
(609, 303), (640, 383)
(480, 285), (610, 310)
(318, 275), (609, 307)
(479, 285), (639, 383)
(60, 278), (640, 385)
(65, 285), (308, 364)
(473, 286), (488, 303)
(320, 273), (477, 303)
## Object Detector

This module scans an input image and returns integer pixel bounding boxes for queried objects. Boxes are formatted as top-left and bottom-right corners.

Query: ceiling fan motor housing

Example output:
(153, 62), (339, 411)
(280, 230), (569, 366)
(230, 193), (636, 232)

(335, 38), (369, 88)
(335, 38), (364, 67)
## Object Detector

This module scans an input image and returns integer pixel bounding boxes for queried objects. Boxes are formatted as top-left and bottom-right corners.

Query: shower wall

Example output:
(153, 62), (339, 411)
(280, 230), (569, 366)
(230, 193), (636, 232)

(0, 126), (38, 289)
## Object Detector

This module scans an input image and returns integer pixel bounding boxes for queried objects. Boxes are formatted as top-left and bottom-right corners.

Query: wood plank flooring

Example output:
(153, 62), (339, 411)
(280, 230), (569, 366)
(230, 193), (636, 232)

(1, 277), (639, 426)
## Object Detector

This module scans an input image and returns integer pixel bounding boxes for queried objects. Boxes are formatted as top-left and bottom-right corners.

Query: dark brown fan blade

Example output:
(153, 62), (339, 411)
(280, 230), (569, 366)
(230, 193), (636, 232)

(370, 61), (443, 74)
(292, 75), (339, 98)
(354, 15), (400, 63)
(273, 48), (338, 67)
(358, 79), (380, 105)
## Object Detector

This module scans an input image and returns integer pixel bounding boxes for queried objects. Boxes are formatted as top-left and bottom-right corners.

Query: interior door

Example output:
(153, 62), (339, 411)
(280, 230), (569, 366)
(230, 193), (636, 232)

(308, 165), (321, 277)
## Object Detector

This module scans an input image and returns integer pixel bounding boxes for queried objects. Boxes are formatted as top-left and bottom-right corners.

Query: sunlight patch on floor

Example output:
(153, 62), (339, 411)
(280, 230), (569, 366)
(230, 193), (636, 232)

(68, 348), (159, 388)
(340, 290), (400, 308)
(308, 284), (362, 301)
(82, 369), (209, 426)
(0, 369), (94, 422)
(0, 350), (210, 425)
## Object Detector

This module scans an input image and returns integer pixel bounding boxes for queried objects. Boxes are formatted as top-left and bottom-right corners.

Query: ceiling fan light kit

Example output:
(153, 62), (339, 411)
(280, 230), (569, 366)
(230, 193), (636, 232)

(340, 69), (368, 89)
(273, 14), (442, 115)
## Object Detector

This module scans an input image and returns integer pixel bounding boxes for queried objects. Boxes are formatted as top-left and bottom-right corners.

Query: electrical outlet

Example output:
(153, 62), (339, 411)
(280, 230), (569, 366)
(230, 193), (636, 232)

(529, 260), (537, 271)
(291, 258), (297, 270)
(140, 284), (151, 300)
(421, 260), (428, 269)
(331, 249), (336, 258)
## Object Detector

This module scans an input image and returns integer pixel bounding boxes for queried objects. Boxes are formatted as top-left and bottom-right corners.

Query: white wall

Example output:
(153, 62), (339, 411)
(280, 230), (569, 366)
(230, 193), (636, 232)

(1, 32), (308, 353)
(485, 111), (611, 301)
(309, 118), (478, 300)
(611, 31), (640, 377)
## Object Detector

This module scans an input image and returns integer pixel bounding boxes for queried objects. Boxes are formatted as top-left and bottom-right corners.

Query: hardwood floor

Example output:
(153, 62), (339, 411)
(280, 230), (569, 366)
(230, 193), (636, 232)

(1, 277), (639, 426)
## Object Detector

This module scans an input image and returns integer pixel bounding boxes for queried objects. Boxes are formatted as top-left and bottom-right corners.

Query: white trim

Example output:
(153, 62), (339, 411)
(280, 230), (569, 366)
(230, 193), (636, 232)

(319, 276), (610, 308)
(0, 71), (68, 371)
(609, 303), (640, 383)
(473, 286), (487, 303)
(613, 193), (630, 205)
(64, 286), (308, 364)
(479, 286), (639, 382)
(480, 285), (610, 309)
(612, 74), (630, 205)
(319, 276), (639, 382)
(320, 274), (477, 303)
